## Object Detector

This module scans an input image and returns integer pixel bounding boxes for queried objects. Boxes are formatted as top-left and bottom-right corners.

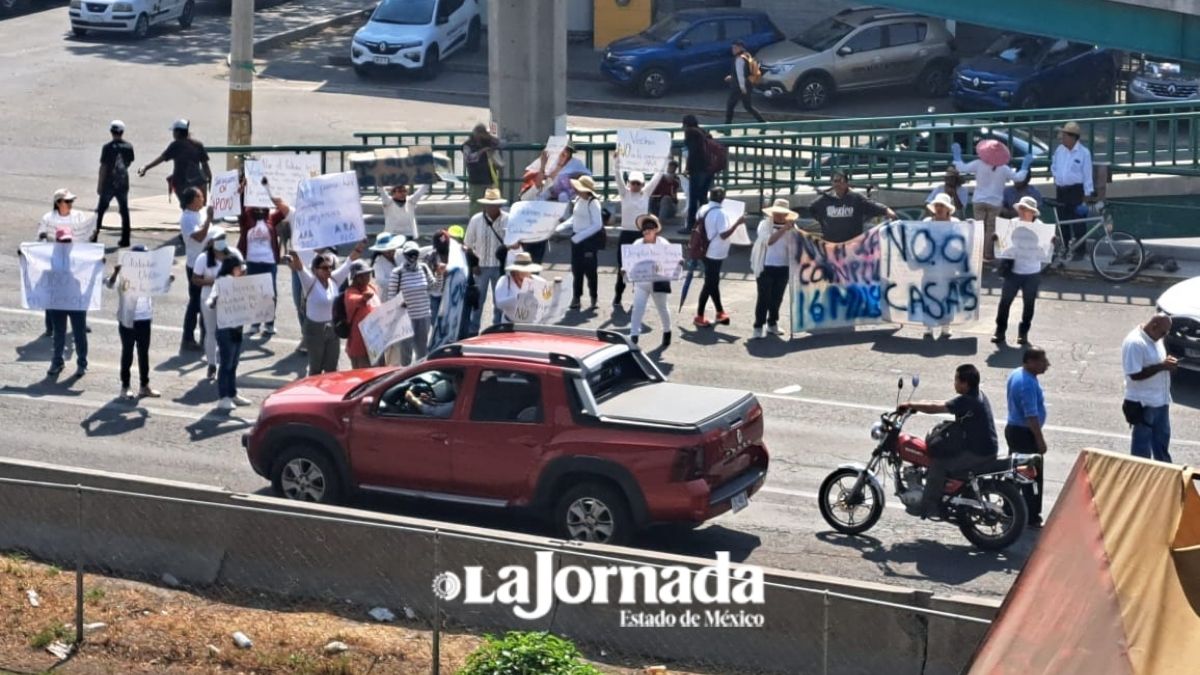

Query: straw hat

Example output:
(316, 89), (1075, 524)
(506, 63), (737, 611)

(506, 250), (542, 273)
(1056, 121), (1082, 137)
(570, 175), (598, 196)
(635, 214), (662, 231)
(762, 198), (798, 221)
(476, 187), (508, 205)
(369, 232), (405, 252)
(926, 192), (957, 214)
(1015, 196), (1041, 214)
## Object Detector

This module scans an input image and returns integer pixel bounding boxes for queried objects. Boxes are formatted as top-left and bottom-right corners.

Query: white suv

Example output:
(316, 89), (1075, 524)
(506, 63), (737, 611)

(68, 0), (195, 39)
(351, 0), (482, 79)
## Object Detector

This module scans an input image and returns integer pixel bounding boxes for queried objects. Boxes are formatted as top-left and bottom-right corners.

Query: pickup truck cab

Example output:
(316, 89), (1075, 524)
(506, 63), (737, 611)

(243, 325), (769, 545)
(68, 0), (195, 39)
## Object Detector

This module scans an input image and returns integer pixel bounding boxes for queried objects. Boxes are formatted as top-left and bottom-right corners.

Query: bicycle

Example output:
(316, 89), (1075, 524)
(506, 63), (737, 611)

(1045, 199), (1146, 283)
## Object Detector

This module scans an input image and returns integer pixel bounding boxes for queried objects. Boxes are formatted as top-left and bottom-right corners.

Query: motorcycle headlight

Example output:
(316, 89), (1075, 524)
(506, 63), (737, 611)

(870, 421), (885, 441)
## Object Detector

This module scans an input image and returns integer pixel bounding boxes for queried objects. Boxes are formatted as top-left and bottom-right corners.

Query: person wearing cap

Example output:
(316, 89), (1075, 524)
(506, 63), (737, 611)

(178, 187), (213, 353)
(694, 186), (746, 328)
(205, 256), (251, 410)
(807, 171), (897, 244)
(627, 215), (674, 349)
(925, 165), (968, 215)
(192, 227), (242, 379)
(561, 175), (605, 310)
(464, 187), (510, 333)
(94, 120), (135, 247)
(369, 233), (404, 303)
(952, 140), (1032, 260)
(36, 189), (93, 339)
(387, 241), (436, 366)
(992, 196), (1050, 346)
(382, 183), (430, 240)
(613, 148), (664, 309)
(237, 176), (288, 337)
(106, 245), (171, 400)
(494, 251), (543, 323)
(44, 226), (90, 379)
(286, 243), (364, 375)
(138, 119), (211, 206)
(724, 40), (765, 124)
(463, 123), (501, 217)
(750, 199), (799, 339)
(920, 192), (960, 339)
(344, 260), (380, 369)
(1050, 121), (1094, 259)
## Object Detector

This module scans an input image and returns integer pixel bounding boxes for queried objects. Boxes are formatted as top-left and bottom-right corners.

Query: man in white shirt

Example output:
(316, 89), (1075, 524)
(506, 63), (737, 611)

(613, 150), (663, 308)
(952, 142), (1032, 260)
(381, 183), (429, 239)
(1049, 121), (1094, 259)
(464, 188), (510, 334)
(693, 187), (745, 328)
(1121, 314), (1177, 463)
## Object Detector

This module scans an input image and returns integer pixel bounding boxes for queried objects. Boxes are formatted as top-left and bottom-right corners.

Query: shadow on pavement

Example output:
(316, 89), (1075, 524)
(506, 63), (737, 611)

(80, 399), (149, 437)
(815, 530), (1031, 587)
(983, 343), (1025, 370)
(1, 380), (85, 398)
(871, 334), (980, 358)
(184, 409), (253, 442)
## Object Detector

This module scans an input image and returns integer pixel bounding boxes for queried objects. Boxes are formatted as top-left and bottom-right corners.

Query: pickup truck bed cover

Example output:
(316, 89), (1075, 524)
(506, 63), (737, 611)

(596, 383), (752, 427)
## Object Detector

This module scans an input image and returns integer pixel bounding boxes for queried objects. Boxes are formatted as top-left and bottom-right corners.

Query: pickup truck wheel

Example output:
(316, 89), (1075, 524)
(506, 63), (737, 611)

(271, 444), (341, 504)
(555, 482), (632, 546)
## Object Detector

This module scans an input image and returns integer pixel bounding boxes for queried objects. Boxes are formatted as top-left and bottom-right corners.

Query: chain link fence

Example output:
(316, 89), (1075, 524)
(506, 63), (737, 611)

(0, 476), (992, 674)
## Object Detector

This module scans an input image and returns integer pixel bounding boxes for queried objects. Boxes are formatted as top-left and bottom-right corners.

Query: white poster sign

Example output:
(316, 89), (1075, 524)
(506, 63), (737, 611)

(994, 218), (1055, 265)
(292, 172), (366, 250)
(721, 199), (752, 245)
(242, 160), (272, 209)
(621, 243), (685, 283)
(209, 170), (242, 220)
(880, 220), (984, 327)
(504, 201), (568, 245)
(506, 274), (572, 325)
(19, 242), (105, 311)
(215, 273), (276, 329)
(118, 247), (175, 296)
(357, 295), (415, 365)
(616, 128), (672, 175)
(258, 154), (323, 206)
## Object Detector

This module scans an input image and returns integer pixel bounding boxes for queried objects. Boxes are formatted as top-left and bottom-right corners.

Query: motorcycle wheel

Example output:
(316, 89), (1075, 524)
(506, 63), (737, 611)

(818, 468), (884, 535)
(958, 481), (1027, 550)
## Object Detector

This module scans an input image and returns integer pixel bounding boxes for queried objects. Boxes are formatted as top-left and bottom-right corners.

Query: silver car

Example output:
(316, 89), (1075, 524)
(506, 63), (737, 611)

(1127, 60), (1200, 104)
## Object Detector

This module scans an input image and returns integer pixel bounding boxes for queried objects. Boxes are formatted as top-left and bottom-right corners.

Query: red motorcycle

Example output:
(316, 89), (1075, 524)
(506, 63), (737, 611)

(817, 377), (1039, 550)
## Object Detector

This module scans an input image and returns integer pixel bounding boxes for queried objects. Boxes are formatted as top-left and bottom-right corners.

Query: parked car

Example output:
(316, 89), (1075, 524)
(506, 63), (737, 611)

(351, 0), (482, 79)
(951, 34), (1117, 111)
(600, 8), (783, 99)
(1128, 59), (1200, 104)
(243, 325), (769, 545)
(68, 0), (195, 39)
(1157, 276), (1200, 373)
(754, 7), (957, 111)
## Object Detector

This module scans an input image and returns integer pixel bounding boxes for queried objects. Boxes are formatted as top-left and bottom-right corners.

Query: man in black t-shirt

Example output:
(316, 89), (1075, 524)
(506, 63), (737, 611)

(138, 119), (211, 207)
(897, 364), (999, 518)
(807, 171), (897, 243)
(95, 120), (135, 247)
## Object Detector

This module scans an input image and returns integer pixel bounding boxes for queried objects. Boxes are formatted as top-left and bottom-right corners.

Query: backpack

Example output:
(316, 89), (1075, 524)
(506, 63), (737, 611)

(332, 287), (352, 339)
(925, 419), (968, 460)
(687, 217), (711, 260)
(110, 143), (130, 191)
(703, 134), (728, 175)
(741, 53), (763, 86)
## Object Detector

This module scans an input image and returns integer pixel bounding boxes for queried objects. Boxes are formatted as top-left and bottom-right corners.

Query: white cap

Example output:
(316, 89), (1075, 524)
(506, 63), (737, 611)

(110, 120), (126, 133)
(171, 118), (190, 132)
(627, 171), (646, 185)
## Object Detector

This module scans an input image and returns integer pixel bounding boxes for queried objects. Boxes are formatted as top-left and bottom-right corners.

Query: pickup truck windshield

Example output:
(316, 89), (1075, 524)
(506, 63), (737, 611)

(587, 351), (653, 402)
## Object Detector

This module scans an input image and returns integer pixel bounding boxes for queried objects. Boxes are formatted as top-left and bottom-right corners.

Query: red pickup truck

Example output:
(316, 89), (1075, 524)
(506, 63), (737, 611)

(243, 325), (769, 545)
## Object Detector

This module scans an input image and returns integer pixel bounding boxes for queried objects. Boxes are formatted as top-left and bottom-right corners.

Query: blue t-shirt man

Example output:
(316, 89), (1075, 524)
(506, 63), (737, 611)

(1006, 367), (1046, 427)
(1005, 350), (1051, 527)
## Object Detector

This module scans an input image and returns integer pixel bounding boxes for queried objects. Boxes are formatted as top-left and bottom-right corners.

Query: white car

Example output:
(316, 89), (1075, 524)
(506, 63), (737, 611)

(1157, 276), (1200, 373)
(350, 0), (482, 79)
(68, 0), (195, 39)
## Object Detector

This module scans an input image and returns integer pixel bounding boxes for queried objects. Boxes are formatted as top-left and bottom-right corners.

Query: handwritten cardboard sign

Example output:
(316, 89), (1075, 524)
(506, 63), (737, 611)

(994, 217), (1055, 265)
(792, 228), (883, 332)
(358, 295), (414, 365)
(880, 220), (984, 327)
(242, 160), (272, 209)
(616, 128), (672, 175)
(215, 273), (276, 329)
(504, 201), (567, 245)
(118, 247), (175, 296)
(19, 242), (105, 311)
(245, 154), (323, 207)
(209, 170), (242, 219)
(292, 172), (366, 250)
(349, 147), (451, 193)
(621, 242), (684, 283)
(506, 274), (572, 325)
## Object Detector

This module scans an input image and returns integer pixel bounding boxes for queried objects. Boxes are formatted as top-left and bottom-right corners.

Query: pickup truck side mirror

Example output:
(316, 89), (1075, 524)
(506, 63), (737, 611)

(676, 38), (691, 49)
(360, 395), (376, 415)
(837, 46), (853, 57)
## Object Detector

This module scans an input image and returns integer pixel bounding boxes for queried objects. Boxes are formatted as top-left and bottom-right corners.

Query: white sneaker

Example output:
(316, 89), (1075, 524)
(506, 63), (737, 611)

(923, 328), (934, 339)
(121, 388), (135, 401)
(232, 395), (252, 406)
(217, 398), (236, 411)
(767, 323), (784, 336)
(751, 327), (764, 339)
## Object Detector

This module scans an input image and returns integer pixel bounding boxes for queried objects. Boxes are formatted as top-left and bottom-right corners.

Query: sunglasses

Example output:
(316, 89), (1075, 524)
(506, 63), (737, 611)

(315, 265), (332, 271)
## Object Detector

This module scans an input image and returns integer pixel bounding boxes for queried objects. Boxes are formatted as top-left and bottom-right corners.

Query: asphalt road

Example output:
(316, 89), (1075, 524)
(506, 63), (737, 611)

(2, 2), (1199, 602)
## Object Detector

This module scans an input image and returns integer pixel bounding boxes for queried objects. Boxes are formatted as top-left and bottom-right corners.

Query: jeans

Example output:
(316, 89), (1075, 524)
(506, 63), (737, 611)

(686, 172), (713, 231)
(43, 311), (52, 336)
(183, 265), (204, 346)
(613, 230), (641, 301)
(725, 88), (765, 124)
(631, 284), (671, 337)
(245, 261), (277, 331)
(470, 266), (503, 336)
(48, 310), (88, 371)
(1131, 404), (1172, 463)
(571, 246), (598, 302)
(1005, 424), (1044, 522)
(290, 267), (305, 336)
(303, 320), (340, 375)
(95, 187), (131, 245)
(215, 328), (243, 399)
(697, 257), (724, 316)
(524, 240), (547, 264)
(1055, 184), (1086, 249)
(429, 295), (442, 325)
(994, 272), (1041, 338)
(118, 320), (151, 389)
(754, 265), (789, 329)
(399, 316), (431, 366)
(921, 452), (991, 516)
(972, 202), (1002, 259)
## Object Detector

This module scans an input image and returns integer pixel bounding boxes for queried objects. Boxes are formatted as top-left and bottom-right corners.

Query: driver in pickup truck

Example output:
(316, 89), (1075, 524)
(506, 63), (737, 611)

(404, 380), (457, 418)
(895, 364), (999, 519)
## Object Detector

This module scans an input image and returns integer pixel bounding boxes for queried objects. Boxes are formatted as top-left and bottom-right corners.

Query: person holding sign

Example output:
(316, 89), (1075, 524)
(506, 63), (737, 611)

(381, 183), (429, 240)
(694, 187), (745, 328)
(106, 245), (170, 400)
(179, 188), (214, 353)
(464, 188), (510, 334)
(387, 241), (436, 366)
(236, 177), (288, 338)
(285, 243), (363, 376)
(750, 199), (799, 340)
(613, 149), (664, 309)
(369, 233), (404, 303)
(627, 215), (674, 349)
(920, 193), (961, 340)
(992, 197), (1051, 346)
(36, 189), (93, 338)
(191, 228), (243, 380)
(44, 227), (91, 379)
(562, 176), (605, 310)
(494, 251), (543, 323)
(206, 257), (251, 411)
(344, 260), (381, 369)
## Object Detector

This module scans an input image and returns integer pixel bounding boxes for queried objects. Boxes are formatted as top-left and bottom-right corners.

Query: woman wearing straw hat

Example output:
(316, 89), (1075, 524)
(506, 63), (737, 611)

(563, 175), (605, 310)
(494, 251), (543, 323)
(626, 215), (675, 349)
(369, 232), (405, 303)
(992, 196), (1049, 346)
(920, 192), (959, 339)
(750, 199), (799, 340)
(613, 148), (664, 309)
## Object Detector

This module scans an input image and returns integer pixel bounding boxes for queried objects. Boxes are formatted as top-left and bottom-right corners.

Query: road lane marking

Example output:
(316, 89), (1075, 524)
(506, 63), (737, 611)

(773, 385), (803, 395)
(0, 308), (301, 345)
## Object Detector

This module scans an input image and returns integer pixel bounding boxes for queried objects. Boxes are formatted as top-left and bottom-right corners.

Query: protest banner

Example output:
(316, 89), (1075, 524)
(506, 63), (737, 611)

(621, 242), (685, 283)
(616, 128), (672, 175)
(792, 228), (884, 333)
(215, 273), (276, 329)
(118, 247), (174, 296)
(358, 295), (414, 365)
(880, 220), (984, 327)
(209, 170), (242, 219)
(428, 237), (470, 352)
(994, 217), (1055, 264)
(506, 274), (572, 325)
(504, 201), (567, 245)
(291, 172), (366, 250)
(349, 147), (451, 193)
(19, 242), (105, 312)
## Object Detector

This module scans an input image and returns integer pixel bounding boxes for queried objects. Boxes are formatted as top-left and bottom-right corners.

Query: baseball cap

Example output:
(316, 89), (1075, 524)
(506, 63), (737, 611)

(447, 225), (465, 240)
(350, 260), (373, 277)
(55, 226), (73, 242)
(110, 120), (126, 133)
(53, 188), (77, 203)
(171, 118), (190, 132)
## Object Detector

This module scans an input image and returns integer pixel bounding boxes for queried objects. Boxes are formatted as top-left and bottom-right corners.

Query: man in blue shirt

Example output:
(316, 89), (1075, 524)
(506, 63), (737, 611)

(1006, 347), (1050, 527)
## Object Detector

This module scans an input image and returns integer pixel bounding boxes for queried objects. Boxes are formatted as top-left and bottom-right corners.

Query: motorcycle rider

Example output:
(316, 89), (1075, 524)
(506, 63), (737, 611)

(896, 364), (999, 518)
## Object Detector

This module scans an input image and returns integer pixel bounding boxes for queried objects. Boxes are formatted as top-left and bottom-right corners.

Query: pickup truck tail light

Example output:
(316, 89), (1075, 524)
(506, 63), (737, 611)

(671, 446), (706, 482)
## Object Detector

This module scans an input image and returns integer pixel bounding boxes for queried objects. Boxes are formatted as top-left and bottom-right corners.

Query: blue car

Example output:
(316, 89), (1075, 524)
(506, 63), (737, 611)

(600, 9), (783, 98)
(951, 34), (1117, 111)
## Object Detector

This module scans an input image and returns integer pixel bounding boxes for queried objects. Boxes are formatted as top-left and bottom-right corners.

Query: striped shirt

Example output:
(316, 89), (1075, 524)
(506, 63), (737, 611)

(388, 262), (435, 319)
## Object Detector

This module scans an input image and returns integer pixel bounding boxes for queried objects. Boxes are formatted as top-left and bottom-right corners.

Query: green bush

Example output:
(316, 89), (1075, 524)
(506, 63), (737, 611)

(458, 631), (602, 675)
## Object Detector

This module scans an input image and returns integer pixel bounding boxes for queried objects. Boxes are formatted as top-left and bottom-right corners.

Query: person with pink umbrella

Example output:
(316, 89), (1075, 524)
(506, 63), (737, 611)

(952, 139), (1033, 261)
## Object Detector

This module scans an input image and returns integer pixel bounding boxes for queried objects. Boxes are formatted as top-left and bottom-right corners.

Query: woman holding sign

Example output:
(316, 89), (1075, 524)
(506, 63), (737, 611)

(236, 179), (287, 338)
(613, 149), (664, 309)
(344, 260), (380, 369)
(992, 196), (1050, 346)
(494, 252), (543, 323)
(285, 243), (363, 376)
(627, 215), (674, 350)
(192, 228), (241, 380)
(106, 245), (169, 400)
(920, 193), (961, 340)
(206, 257), (250, 411)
